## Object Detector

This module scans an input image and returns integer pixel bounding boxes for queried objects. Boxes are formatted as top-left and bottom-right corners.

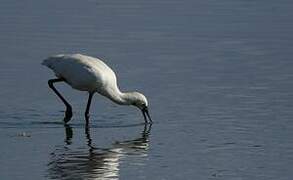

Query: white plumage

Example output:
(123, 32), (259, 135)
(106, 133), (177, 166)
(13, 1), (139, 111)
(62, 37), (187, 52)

(42, 54), (152, 124)
(43, 54), (116, 93)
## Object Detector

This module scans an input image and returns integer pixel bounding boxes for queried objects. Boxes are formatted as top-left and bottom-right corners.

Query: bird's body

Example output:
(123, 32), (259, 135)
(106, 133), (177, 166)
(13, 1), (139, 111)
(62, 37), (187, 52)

(43, 54), (114, 92)
(42, 54), (152, 123)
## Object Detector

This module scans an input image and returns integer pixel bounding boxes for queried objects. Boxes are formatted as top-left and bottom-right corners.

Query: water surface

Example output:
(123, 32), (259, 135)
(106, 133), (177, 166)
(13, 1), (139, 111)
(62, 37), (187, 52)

(1, 0), (293, 179)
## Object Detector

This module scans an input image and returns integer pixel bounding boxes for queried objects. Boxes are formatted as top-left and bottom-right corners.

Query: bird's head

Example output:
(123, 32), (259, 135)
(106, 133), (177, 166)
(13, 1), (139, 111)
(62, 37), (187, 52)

(126, 92), (152, 123)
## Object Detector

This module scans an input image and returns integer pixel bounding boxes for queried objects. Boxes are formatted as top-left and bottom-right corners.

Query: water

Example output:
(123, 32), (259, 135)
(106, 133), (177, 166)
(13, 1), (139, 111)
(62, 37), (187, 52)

(1, 0), (293, 179)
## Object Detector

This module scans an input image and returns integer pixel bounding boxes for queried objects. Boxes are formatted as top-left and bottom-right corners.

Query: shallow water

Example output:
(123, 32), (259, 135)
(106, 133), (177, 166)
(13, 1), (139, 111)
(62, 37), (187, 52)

(1, 0), (293, 179)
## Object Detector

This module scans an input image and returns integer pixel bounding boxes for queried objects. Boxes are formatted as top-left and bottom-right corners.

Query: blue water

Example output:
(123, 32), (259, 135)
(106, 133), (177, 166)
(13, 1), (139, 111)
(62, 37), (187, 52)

(1, 0), (293, 179)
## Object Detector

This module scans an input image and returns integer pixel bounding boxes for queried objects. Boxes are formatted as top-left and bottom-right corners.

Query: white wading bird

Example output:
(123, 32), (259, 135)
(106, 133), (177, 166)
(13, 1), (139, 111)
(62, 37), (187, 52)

(42, 54), (152, 124)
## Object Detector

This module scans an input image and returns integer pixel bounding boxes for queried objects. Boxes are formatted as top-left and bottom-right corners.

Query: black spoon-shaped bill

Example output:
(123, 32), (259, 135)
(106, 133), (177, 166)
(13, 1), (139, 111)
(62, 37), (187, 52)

(142, 107), (152, 124)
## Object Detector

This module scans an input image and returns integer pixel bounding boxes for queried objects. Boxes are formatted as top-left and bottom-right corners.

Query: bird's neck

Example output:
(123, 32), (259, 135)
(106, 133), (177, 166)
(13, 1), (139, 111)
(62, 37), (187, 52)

(103, 86), (132, 105)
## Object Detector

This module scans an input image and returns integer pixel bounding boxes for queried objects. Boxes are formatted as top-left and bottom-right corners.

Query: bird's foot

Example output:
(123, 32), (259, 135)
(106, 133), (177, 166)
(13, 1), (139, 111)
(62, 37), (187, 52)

(85, 113), (90, 122)
(64, 108), (73, 123)
(145, 121), (153, 125)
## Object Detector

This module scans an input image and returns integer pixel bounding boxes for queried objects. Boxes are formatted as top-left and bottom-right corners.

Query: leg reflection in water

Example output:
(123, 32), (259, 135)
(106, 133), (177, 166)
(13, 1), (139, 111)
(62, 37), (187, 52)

(64, 124), (73, 145)
(47, 123), (152, 180)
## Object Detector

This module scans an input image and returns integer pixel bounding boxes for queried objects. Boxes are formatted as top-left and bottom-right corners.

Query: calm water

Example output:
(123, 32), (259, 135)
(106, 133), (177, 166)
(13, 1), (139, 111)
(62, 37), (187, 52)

(1, 0), (293, 179)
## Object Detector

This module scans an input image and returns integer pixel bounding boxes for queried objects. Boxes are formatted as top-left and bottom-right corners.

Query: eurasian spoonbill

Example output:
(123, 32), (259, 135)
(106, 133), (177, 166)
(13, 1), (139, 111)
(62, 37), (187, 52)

(42, 54), (152, 124)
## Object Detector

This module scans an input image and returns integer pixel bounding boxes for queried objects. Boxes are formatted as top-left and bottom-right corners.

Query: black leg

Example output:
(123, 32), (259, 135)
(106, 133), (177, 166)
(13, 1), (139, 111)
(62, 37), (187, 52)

(48, 78), (72, 123)
(85, 92), (94, 124)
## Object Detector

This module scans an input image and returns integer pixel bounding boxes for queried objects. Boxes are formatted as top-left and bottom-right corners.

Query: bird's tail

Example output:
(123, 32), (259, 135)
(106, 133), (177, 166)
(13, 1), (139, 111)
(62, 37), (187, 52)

(42, 55), (64, 68)
(41, 58), (53, 68)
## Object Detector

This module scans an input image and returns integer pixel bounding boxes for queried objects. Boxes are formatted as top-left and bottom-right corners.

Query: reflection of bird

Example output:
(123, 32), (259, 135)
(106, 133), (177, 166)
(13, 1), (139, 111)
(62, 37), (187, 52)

(42, 54), (152, 123)
(47, 124), (152, 180)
